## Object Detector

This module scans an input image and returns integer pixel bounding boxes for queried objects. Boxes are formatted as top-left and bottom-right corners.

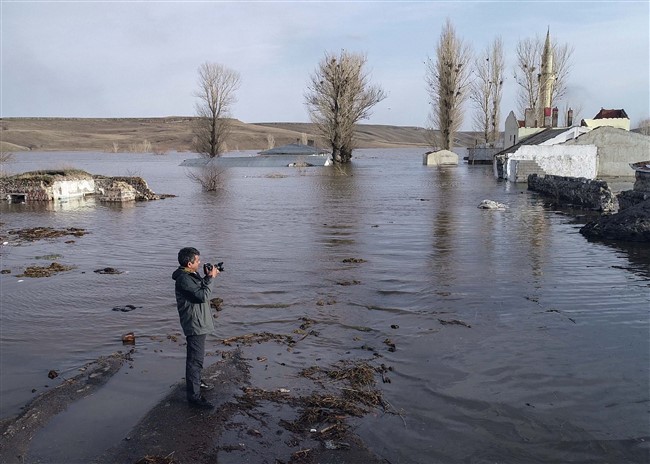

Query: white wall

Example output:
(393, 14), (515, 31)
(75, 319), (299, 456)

(52, 179), (95, 199)
(505, 145), (598, 180)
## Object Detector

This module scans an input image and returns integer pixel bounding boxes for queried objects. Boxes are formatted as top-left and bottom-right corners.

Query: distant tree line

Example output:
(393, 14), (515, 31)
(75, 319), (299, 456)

(192, 20), (577, 163)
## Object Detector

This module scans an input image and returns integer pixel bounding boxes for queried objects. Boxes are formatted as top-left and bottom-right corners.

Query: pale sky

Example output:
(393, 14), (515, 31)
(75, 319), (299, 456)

(2, 1), (649, 129)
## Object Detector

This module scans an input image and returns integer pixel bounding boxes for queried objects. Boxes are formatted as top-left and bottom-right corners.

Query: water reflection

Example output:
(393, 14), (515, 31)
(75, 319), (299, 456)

(429, 168), (459, 290)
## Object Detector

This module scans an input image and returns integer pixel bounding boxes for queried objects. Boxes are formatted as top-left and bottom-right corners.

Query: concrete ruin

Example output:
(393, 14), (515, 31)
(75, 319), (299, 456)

(563, 126), (650, 177)
(1, 170), (159, 203)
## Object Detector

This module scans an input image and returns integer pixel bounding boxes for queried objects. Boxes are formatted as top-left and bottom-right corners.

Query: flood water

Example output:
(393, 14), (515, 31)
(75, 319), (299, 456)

(1, 149), (648, 463)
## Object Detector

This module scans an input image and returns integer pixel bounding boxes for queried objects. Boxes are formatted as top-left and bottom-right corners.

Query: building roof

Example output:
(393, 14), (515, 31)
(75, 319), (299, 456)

(180, 155), (330, 168)
(258, 143), (328, 156)
(495, 128), (570, 156)
(593, 108), (629, 120)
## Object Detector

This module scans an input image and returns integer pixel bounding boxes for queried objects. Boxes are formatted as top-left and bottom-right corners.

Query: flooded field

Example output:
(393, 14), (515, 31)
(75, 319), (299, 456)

(0, 149), (648, 463)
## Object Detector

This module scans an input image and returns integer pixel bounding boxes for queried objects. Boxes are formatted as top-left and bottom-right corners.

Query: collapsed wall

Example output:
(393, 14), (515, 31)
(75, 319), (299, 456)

(93, 176), (159, 201)
(0, 170), (95, 202)
(1, 170), (160, 203)
(527, 174), (616, 212)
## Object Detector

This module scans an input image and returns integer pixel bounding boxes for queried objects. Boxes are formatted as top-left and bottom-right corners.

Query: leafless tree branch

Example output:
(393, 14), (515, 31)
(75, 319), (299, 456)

(186, 164), (227, 191)
(193, 62), (242, 158)
(470, 37), (504, 146)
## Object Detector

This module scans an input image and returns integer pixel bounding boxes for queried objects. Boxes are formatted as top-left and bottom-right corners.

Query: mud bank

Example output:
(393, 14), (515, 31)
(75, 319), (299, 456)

(0, 348), (387, 464)
(0, 353), (129, 464)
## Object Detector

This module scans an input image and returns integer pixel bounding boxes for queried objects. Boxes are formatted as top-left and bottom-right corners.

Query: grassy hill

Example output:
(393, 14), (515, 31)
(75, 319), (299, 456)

(0, 117), (478, 153)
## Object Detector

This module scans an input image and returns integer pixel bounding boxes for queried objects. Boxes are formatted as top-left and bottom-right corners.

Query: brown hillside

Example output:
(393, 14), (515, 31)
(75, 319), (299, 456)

(0, 117), (477, 153)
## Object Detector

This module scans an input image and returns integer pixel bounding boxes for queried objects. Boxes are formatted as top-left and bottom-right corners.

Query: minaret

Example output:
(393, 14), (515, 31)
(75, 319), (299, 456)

(538, 28), (556, 127)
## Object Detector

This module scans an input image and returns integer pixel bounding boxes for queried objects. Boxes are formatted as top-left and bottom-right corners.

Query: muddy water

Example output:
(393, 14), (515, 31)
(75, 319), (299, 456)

(0, 149), (648, 463)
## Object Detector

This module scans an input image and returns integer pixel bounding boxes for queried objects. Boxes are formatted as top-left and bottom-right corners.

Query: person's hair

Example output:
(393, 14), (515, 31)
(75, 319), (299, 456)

(178, 247), (200, 267)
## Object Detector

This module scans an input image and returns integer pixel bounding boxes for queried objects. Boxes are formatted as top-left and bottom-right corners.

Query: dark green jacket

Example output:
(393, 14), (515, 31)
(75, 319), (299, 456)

(172, 267), (215, 336)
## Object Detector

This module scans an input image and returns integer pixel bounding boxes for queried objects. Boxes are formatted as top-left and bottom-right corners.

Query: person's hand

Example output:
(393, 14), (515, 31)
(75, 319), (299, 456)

(209, 267), (220, 278)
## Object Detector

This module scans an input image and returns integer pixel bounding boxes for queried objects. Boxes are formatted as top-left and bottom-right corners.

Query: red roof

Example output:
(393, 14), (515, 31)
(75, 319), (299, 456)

(594, 108), (629, 119)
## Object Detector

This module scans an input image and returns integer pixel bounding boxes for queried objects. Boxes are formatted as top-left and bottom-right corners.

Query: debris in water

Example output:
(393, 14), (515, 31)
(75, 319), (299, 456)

(95, 267), (123, 274)
(438, 319), (471, 328)
(220, 332), (295, 347)
(7, 227), (87, 242)
(112, 305), (141, 312)
(19, 262), (74, 278)
(478, 199), (507, 210)
(383, 338), (396, 352)
(135, 453), (178, 464)
(210, 297), (223, 310)
(337, 280), (361, 286)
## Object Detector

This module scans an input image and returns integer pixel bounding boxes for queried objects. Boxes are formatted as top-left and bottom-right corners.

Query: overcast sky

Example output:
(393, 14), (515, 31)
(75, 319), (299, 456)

(2, 1), (649, 129)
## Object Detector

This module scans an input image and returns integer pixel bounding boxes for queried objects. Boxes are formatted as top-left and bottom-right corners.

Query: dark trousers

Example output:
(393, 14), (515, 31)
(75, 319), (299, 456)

(186, 334), (206, 402)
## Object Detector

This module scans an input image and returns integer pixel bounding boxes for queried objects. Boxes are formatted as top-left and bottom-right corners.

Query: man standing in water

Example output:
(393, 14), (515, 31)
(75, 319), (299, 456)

(172, 247), (220, 409)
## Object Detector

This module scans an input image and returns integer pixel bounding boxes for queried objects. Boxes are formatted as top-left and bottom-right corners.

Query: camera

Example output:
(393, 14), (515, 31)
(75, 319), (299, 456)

(204, 262), (224, 274)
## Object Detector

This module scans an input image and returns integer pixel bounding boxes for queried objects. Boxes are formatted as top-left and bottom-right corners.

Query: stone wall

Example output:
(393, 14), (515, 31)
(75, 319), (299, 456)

(93, 176), (159, 201)
(98, 181), (137, 202)
(507, 145), (598, 181)
(527, 174), (617, 212)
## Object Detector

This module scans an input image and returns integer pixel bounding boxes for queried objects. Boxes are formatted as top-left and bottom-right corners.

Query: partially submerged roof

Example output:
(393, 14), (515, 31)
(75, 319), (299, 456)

(258, 143), (328, 156)
(181, 154), (330, 168)
(495, 128), (570, 156)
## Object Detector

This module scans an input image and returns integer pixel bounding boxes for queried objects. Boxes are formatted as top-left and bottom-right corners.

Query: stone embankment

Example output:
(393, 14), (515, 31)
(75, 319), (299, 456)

(527, 172), (650, 242)
(580, 199), (650, 242)
(527, 174), (616, 212)
(580, 169), (650, 242)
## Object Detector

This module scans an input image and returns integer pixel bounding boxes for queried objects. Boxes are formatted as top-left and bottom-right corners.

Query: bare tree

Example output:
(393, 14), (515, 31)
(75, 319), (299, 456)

(513, 34), (574, 120)
(470, 37), (504, 146)
(305, 50), (386, 163)
(186, 164), (226, 191)
(425, 19), (473, 150)
(193, 62), (241, 158)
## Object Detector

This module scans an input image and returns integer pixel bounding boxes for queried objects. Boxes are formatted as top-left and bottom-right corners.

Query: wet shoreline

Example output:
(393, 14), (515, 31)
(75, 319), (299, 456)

(1, 346), (389, 464)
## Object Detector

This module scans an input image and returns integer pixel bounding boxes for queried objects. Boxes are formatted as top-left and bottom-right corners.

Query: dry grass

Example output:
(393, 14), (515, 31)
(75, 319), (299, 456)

(0, 117), (436, 152)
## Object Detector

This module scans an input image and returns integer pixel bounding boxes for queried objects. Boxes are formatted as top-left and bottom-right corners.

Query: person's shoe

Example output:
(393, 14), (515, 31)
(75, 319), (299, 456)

(188, 396), (214, 410)
(200, 380), (214, 391)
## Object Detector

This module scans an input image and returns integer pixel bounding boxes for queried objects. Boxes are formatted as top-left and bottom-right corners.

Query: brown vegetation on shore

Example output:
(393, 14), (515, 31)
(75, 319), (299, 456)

(0, 117), (480, 153)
